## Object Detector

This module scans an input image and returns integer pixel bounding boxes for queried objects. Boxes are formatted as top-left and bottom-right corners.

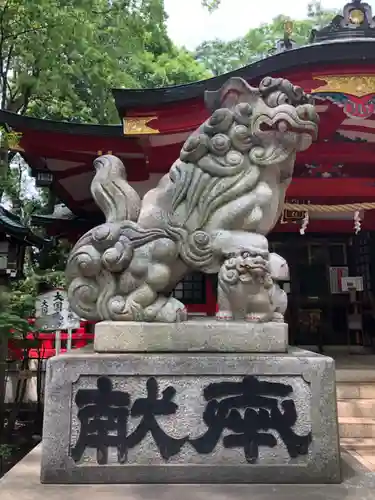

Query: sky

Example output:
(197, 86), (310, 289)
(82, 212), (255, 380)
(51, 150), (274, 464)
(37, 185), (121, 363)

(164, 0), (375, 50)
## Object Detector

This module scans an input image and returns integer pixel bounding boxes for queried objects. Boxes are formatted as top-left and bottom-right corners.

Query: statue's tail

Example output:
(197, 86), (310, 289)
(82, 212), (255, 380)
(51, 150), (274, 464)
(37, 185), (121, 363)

(91, 155), (141, 223)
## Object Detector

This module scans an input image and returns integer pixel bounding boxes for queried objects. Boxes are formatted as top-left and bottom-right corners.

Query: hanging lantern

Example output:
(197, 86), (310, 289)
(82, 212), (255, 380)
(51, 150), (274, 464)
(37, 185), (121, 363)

(0, 237), (23, 278)
(35, 171), (54, 187)
(0, 240), (9, 270)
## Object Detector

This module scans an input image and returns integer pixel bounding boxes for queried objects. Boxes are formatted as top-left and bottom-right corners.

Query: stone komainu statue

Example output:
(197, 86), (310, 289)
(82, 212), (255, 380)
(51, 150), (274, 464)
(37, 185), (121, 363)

(66, 76), (318, 323)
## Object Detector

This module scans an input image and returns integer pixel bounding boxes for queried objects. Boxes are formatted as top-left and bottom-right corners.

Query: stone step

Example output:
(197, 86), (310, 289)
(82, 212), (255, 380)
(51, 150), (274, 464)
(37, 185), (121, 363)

(339, 417), (375, 438)
(340, 438), (375, 451)
(337, 400), (375, 418)
(336, 383), (375, 400)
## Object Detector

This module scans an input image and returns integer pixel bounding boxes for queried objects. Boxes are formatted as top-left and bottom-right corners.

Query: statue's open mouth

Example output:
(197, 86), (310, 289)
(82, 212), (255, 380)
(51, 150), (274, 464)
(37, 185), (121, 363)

(243, 263), (267, 272)
(259, 119), (318, 140)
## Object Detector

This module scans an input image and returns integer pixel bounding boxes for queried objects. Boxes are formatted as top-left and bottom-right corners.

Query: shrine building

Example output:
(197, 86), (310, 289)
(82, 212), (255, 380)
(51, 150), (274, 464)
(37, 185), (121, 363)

(2, 0), (375, 351)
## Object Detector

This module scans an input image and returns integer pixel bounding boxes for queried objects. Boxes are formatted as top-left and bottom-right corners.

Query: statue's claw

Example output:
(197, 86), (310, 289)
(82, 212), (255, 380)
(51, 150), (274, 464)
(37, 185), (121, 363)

(154, 297), (187, 323)
(272, 312), (284, 323)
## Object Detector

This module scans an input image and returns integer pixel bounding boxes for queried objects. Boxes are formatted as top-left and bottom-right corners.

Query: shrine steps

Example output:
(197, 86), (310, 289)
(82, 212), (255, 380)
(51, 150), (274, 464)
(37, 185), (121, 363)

(336, 381), (375, 444)
(338, 400), (375, 418)
(339, 418), (375, 439)
(340, 438), (375, 451)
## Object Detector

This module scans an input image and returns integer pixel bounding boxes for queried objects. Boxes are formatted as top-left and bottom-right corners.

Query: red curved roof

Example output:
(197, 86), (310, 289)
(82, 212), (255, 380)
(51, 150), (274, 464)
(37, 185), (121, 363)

(113, 39), (375, 111)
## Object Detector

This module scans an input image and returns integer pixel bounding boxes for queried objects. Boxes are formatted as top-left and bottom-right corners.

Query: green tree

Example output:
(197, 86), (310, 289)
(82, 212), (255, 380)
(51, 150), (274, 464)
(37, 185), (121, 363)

(0, 155), (69, 442)
(195, 4), (338, 76)
(131, 48), (210, 87)
(0, 0), (208, 244)
(1, 155), (67, 284)
(195, 39), (247, 77)
(0, 290), (32, 439)
(0, 0), (207, 124)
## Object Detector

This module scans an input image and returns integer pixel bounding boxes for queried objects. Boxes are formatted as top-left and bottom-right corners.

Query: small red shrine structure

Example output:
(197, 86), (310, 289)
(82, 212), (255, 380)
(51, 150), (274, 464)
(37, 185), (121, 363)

(3, 0), (375, 349)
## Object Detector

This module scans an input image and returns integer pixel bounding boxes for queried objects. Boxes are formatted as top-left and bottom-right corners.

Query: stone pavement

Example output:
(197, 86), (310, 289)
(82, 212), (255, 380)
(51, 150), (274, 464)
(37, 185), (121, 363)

(1, 445), (375, 500)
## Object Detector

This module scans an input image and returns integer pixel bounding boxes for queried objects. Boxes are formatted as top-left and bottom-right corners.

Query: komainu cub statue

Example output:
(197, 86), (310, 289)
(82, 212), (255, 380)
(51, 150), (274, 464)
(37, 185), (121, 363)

(216, 249), (289, 322)
(66, 76), (318, 322)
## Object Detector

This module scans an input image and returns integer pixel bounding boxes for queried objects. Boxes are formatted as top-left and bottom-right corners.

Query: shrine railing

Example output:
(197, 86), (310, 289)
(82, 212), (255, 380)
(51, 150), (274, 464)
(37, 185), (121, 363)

(7, 320), (95, 361)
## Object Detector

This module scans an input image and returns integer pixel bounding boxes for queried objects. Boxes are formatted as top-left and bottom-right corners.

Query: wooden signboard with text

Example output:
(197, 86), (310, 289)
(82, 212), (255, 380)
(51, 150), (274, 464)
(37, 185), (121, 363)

(281, 199), (310, 224)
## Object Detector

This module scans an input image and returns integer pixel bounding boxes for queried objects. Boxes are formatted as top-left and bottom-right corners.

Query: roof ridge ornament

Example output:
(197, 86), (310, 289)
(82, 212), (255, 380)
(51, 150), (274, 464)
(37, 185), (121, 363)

(310, 0), (375, 43)
(272, 19), (299, 54)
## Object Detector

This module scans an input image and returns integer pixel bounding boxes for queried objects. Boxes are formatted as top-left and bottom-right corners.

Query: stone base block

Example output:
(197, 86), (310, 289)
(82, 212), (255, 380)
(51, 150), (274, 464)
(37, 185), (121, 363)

(41, 346), (341, 484)
(94, 320), (288, 353)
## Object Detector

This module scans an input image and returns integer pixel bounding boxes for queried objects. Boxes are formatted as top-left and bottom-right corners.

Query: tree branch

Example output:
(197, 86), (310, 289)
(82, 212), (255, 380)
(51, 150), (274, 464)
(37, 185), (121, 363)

(7, 81), (33, 114)
(5, 24), (51, 40)
(0, 42), (14, 107)
(0, 0), (11, 31)
(4, 43), (13, 75)
(7, 58), (41, 114)
(6, 79), (14, 101)
(0, 0), (9, 83)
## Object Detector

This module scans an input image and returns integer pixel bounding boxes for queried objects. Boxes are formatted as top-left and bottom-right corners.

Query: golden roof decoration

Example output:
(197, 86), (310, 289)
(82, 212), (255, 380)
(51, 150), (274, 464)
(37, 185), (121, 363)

(123, 116), (159, 135)
(311, 75), (375, 97)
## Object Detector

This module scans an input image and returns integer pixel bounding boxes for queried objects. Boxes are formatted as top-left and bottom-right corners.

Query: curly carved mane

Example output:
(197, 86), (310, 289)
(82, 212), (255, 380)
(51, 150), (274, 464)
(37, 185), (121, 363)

(168, 104), (261, 233)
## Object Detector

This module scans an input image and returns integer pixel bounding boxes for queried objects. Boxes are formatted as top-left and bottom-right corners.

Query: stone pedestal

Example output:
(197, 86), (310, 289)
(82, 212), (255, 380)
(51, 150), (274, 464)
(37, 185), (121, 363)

(40, 340), (341, 484)
(94, 320), (288, 353)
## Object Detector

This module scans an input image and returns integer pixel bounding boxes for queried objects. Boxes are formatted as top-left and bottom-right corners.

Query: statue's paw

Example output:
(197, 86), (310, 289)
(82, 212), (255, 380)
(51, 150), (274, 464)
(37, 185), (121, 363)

(155, 297), (187, 323)
(245, 313), (268, 323)
(216, 310), (233, 321)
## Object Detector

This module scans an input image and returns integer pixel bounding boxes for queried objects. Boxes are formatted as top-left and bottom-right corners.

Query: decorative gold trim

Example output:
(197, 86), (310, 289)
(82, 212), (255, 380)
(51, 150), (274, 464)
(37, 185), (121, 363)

(284, 20), (293, 35)
(123, 116), (159, 135)
(96, 150), (113, 156)
(311, 75), (375, 97)
(349, 9), (365, 25)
